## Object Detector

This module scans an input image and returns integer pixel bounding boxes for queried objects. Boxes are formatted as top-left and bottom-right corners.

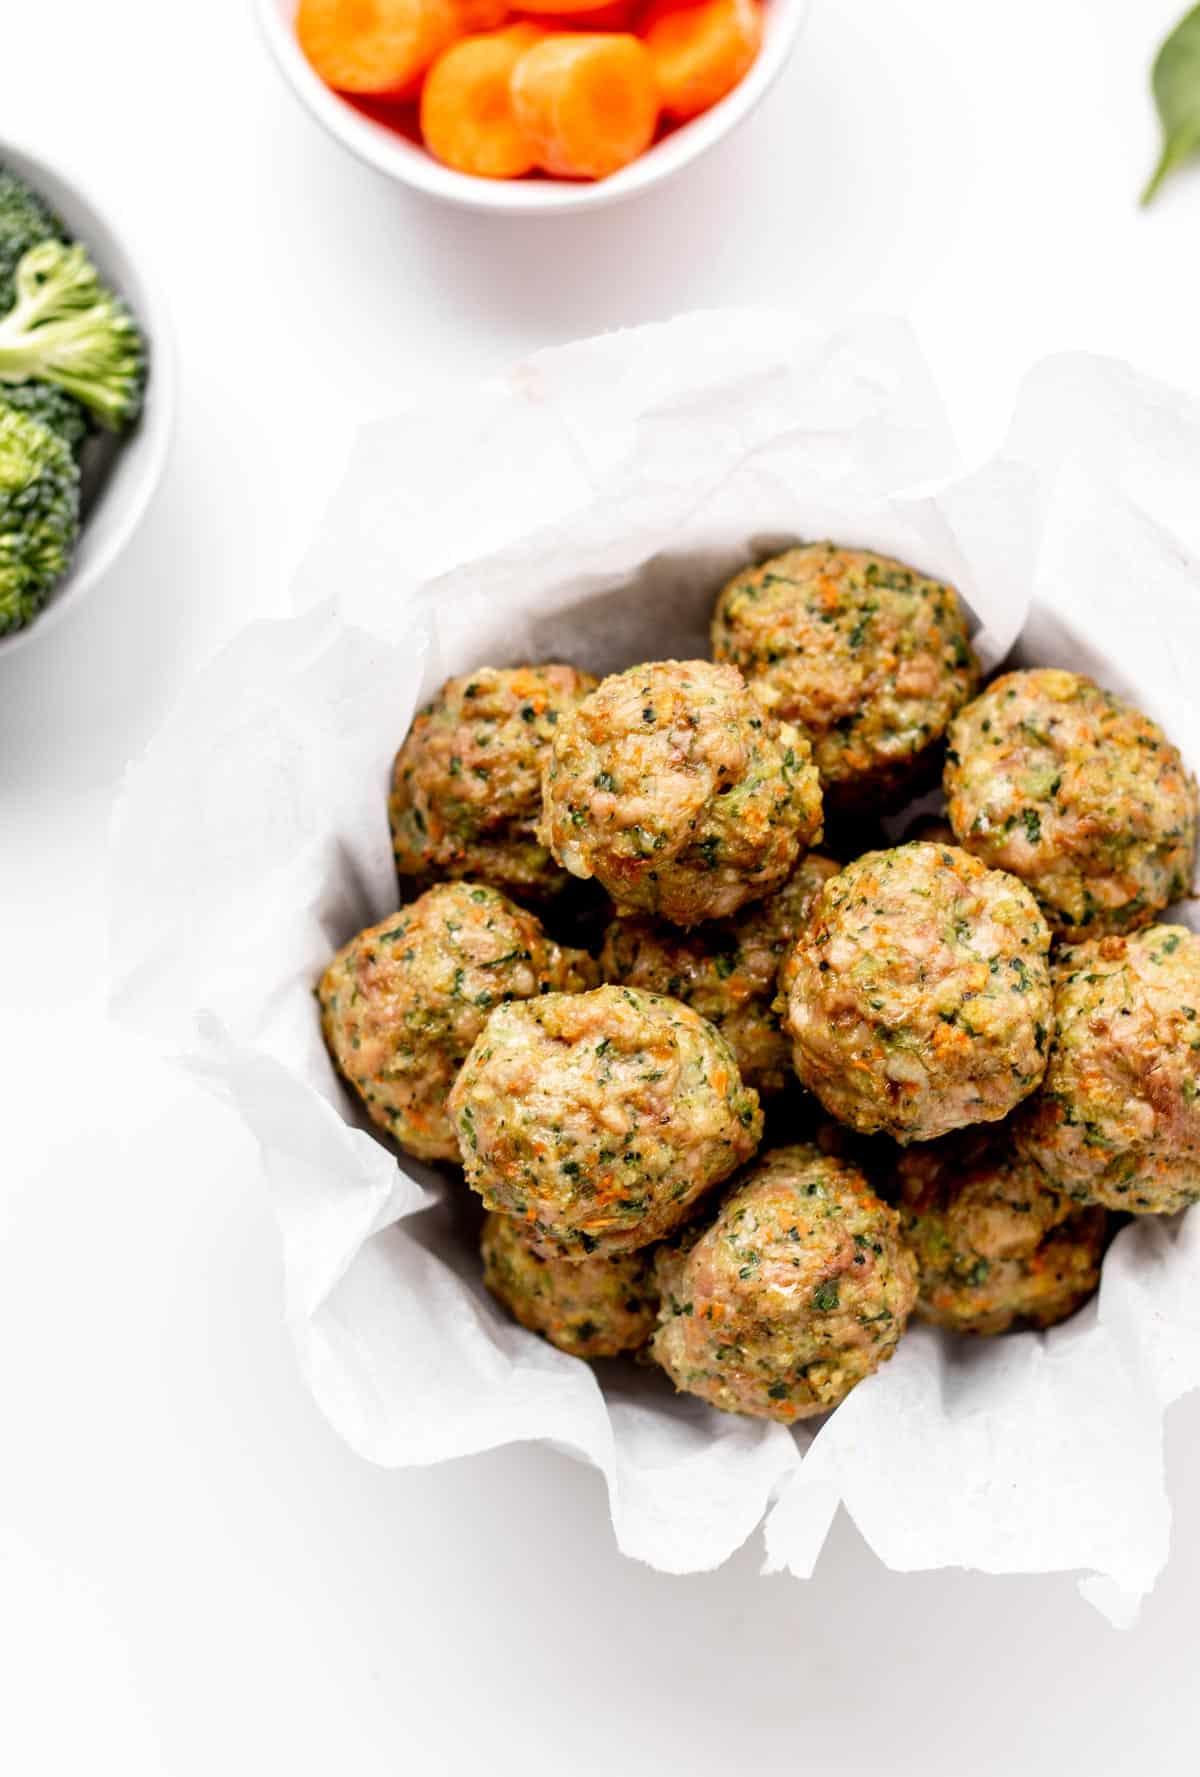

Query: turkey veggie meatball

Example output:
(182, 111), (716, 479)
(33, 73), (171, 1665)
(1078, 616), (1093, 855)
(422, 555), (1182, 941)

(711, 544), (978, 811)
(1016, 925), (1200, 1214)
(389, 663), (597, 902)
(945, 669), (1197, 941)
(896, 1125), (1107, 1334)
(781, 842), (1052, 1143)
(652, 1144), (917, 1422)
(481, 1212), (658, 1357)
(448, 984), (763, 1257)
(599, 853), (840, 1093)
(318, 881), (595, 1163)
(538, 659), (823, 927)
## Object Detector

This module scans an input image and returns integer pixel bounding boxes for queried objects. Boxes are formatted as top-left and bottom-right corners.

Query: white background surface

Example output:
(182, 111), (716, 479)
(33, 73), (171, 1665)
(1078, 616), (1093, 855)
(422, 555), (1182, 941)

(3, 1), (1200, 1771)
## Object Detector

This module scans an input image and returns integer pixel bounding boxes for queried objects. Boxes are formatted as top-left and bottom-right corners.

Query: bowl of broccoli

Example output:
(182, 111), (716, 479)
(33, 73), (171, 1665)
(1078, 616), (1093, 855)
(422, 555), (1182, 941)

(0, 138), (173, 654)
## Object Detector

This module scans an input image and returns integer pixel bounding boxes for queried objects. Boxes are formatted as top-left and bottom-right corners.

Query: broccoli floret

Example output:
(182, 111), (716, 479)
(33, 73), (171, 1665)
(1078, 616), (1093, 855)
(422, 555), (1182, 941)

(0, 240), (146, 431)
(0, 164), (66, 313)
(0, 400), (80, 636)
(0, 171), (93, 455)
(2, 380), (90, 455)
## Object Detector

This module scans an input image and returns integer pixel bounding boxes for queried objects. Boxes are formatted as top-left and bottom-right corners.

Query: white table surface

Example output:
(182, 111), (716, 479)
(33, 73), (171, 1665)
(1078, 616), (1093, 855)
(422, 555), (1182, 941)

(3, 1), (1200, 1770)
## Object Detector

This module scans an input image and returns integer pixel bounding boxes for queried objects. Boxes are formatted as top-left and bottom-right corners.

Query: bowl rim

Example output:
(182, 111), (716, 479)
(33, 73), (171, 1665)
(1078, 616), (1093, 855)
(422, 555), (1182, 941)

(256, 0), (810, 215)
(0, 134), (176, 659)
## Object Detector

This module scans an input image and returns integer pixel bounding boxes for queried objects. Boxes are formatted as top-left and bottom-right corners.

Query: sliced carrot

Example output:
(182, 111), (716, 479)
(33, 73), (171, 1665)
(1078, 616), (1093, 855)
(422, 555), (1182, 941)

(640, 0), (762, 120)
(421, 25), (546, 177)
(298, 0), (463, 94)
(569, 0), (639, 21)
(454, 0), (510, 27)
(517, 0), (627, 13)
(517, 0), (635, 22)
(510, 33), (660, 179)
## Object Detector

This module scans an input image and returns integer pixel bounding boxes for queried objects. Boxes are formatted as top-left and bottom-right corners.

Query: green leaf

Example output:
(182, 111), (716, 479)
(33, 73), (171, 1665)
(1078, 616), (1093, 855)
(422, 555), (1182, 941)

(1143, 4), (1200, 206)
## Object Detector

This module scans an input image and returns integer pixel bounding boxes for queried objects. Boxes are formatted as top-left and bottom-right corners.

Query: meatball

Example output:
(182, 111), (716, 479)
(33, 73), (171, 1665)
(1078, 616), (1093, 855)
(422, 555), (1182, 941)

(480, 1211), (658, 1357)
(711, 544), (979, 811)
(780, 842), (1053, 1142)
(652, 1144), (917, 1422)
(537, 659), (823, 927)
(896, 1125), (1107, 1335)
(599, 853), (840, 1093)
(1015, 925), (1200, 1214)
(945, 669), (1197, 941)
(447, 984), (763, 1257)
(318, 881), (596, 1163)
(389, 663), (597, 902)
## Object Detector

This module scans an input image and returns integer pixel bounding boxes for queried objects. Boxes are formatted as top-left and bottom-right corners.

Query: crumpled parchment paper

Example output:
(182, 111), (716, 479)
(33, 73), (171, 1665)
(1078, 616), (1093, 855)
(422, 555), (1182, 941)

(109, 313), (1200, 1625)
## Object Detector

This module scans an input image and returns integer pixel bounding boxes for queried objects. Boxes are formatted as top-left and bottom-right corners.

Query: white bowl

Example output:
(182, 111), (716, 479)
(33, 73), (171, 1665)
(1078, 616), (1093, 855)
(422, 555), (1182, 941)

(0, 137), (174, 658)
(258, 0), (810, 214)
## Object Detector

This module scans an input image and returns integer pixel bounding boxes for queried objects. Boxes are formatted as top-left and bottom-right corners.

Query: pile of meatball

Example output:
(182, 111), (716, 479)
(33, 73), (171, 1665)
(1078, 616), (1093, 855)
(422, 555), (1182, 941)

(318, 543), (1200, 1425)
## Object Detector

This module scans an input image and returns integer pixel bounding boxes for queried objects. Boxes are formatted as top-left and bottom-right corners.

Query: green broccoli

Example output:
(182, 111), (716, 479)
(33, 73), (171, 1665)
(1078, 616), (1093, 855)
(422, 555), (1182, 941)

(0, 164), (66, 312)
(2, 380), (90, 455)
(0, 239), (146, 432)
(0, 169), (93, 454)
(0, 400), (80, 636)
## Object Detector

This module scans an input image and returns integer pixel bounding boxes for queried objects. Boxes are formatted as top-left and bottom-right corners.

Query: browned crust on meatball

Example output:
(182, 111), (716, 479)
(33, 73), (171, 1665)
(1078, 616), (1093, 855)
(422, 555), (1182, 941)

(945, 669), (1197, 941)
(448, 985), (763, 1257)
(896, 1125), (1107, 1334)
(481, 1212), (658, 1357)
(599, 853), (840, 1093)
(781, 843), (1053, 1143)
(318, 881), (596, 1161)
(712, 544), (978, 811)
(538, 659), (823, 927)
(652, 1144), (917, 1421)
(1015, 925), (1200, 1213)
(389, 663), (597, 902)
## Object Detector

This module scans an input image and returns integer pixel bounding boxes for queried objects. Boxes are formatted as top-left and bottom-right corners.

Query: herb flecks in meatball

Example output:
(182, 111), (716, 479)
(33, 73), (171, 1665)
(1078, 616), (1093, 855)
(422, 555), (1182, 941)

(712, 544), (978, 811)
(1016, 924), (1200, 1214)
(897, 1125), (1107, 1334)
(781, 842), (1053, 1143)
(538, 658), (823, 927)
(599, 853), (840, 1093)
(389, 663), (597, 902)
(945, 669), (1197, 941)
(652, 1144), (917, 1421)
(318, 881), (596, 1162)
(448, 984), (763, 1257)
(481, 1211), (658, 1357)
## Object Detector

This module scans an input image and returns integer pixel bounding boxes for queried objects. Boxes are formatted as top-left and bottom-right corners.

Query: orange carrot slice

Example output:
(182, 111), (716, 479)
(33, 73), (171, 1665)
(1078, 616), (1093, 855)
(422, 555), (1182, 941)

(516, 1), (635, 24)
(421, 24), (545, 176)
(510, 33), (660, 178)
(455, 0), (510, 28)
(297, 0), (462, 96)
(640, 0), (762, 120)
(517, 0), (625, 13)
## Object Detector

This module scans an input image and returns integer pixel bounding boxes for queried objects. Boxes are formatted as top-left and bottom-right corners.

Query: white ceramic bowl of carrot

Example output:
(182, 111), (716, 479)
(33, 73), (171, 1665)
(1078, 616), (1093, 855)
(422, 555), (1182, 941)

(258, 0), (809, 213)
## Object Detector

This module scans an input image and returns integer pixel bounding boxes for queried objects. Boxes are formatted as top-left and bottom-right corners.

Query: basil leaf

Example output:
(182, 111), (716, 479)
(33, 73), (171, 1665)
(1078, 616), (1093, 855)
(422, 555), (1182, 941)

(1143, 3), (1200, 206)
